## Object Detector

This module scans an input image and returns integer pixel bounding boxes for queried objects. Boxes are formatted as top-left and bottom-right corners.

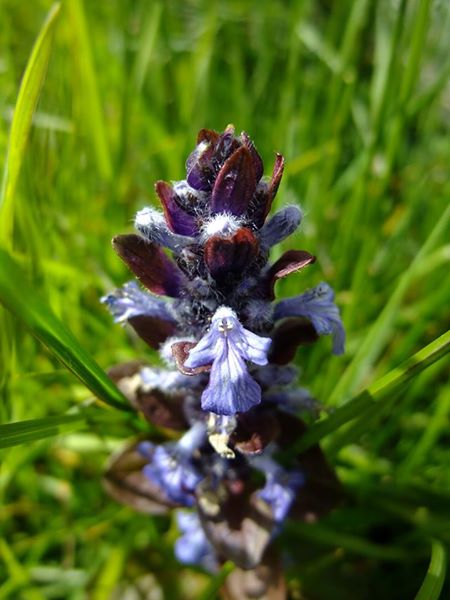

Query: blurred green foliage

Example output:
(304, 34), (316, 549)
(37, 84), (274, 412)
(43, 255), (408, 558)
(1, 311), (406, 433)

(0, 0), (449, 598)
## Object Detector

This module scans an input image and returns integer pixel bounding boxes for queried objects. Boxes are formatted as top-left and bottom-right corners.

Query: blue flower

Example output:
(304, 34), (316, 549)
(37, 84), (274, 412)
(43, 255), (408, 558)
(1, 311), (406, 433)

(274, 282), (345, 354)
(139, 423), (206, 506)
(101, 281), (174, 324)
(259, 469), (304, 522)
(252, 454), (304, 523)
(174, 510), (217, 571)
(184, 306), (272, 415)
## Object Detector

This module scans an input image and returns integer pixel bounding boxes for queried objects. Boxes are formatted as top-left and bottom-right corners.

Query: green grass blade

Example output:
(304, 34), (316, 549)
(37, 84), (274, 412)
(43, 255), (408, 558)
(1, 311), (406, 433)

(399, 0), (432, 106)
(285, 521), (415, 561)
(0, 539), (46, 600)
(0, 415), (86, 448)
(325, 388), (401, 457)
(414, 540), (446, 600)
(133, 2), (163, 93)
(370, 0), (406, 135)
(91, 546), (125, 600)
(328, 204), (450, 406)
(66, 0), (113, 181)
(0, 248), (129, 411)
(0, 3), (60, 248)
(0, 414), (85, 438)
(292, 330), (450, 454)
(398, 387), (450, 477)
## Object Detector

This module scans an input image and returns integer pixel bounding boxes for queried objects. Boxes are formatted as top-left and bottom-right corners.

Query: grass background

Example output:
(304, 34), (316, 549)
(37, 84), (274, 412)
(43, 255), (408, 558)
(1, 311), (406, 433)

(0, 0), (449, 598)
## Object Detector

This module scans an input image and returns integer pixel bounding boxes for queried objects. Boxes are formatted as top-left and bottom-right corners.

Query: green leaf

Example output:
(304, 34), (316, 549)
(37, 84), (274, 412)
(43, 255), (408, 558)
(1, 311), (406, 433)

(0, 415), (85, 449)
(414, 540), (446, 600)
(292, 330), (450, 454)
(0, 3), (61, 248)
(0, 248), (129, 411)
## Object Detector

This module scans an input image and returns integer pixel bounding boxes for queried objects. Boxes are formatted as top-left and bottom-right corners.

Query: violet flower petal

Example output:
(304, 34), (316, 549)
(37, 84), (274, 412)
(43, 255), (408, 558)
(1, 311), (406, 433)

(101, 281), (175, 323)
(175, 511), (217, 571)
(140, 442), (202, 507)
(252, 454), (304, 523)
(184, 307), (272, 415)
(274, 282), (345, 354)
(201, 344), (262, 415)
(259, 471), (304, 523)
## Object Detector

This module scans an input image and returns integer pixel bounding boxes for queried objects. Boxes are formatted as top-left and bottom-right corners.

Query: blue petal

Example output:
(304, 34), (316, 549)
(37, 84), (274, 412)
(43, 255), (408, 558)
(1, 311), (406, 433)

(237, 329), (271, 365)
(201, 343), (262, 415)
(274, 282), (345, 355)
(141, 444), (202, 507)
(175, 511), (217, 571)
(185, 307), (271, 415)
(259, 470), (304, 522)
(183, 331), (219, 368)
(101, 281), (174, 324)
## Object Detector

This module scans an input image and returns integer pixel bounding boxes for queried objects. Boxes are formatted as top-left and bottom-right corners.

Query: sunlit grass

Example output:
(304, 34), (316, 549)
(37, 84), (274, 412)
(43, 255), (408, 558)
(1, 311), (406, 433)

(0, 0), (449, 598)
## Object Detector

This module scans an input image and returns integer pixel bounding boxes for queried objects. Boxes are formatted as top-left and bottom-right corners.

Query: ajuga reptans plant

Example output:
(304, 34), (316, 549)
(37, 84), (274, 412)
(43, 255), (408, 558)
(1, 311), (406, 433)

(102, 126), (344, 598)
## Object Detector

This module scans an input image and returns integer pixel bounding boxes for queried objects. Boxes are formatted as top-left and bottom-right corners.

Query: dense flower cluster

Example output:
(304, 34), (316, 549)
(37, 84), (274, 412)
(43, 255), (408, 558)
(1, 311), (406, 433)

(102, 126), (343, 598)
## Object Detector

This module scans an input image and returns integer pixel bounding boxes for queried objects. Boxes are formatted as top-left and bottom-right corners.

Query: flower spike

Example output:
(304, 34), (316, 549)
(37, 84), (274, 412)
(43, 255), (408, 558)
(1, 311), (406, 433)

(103, 126), (344, 582)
